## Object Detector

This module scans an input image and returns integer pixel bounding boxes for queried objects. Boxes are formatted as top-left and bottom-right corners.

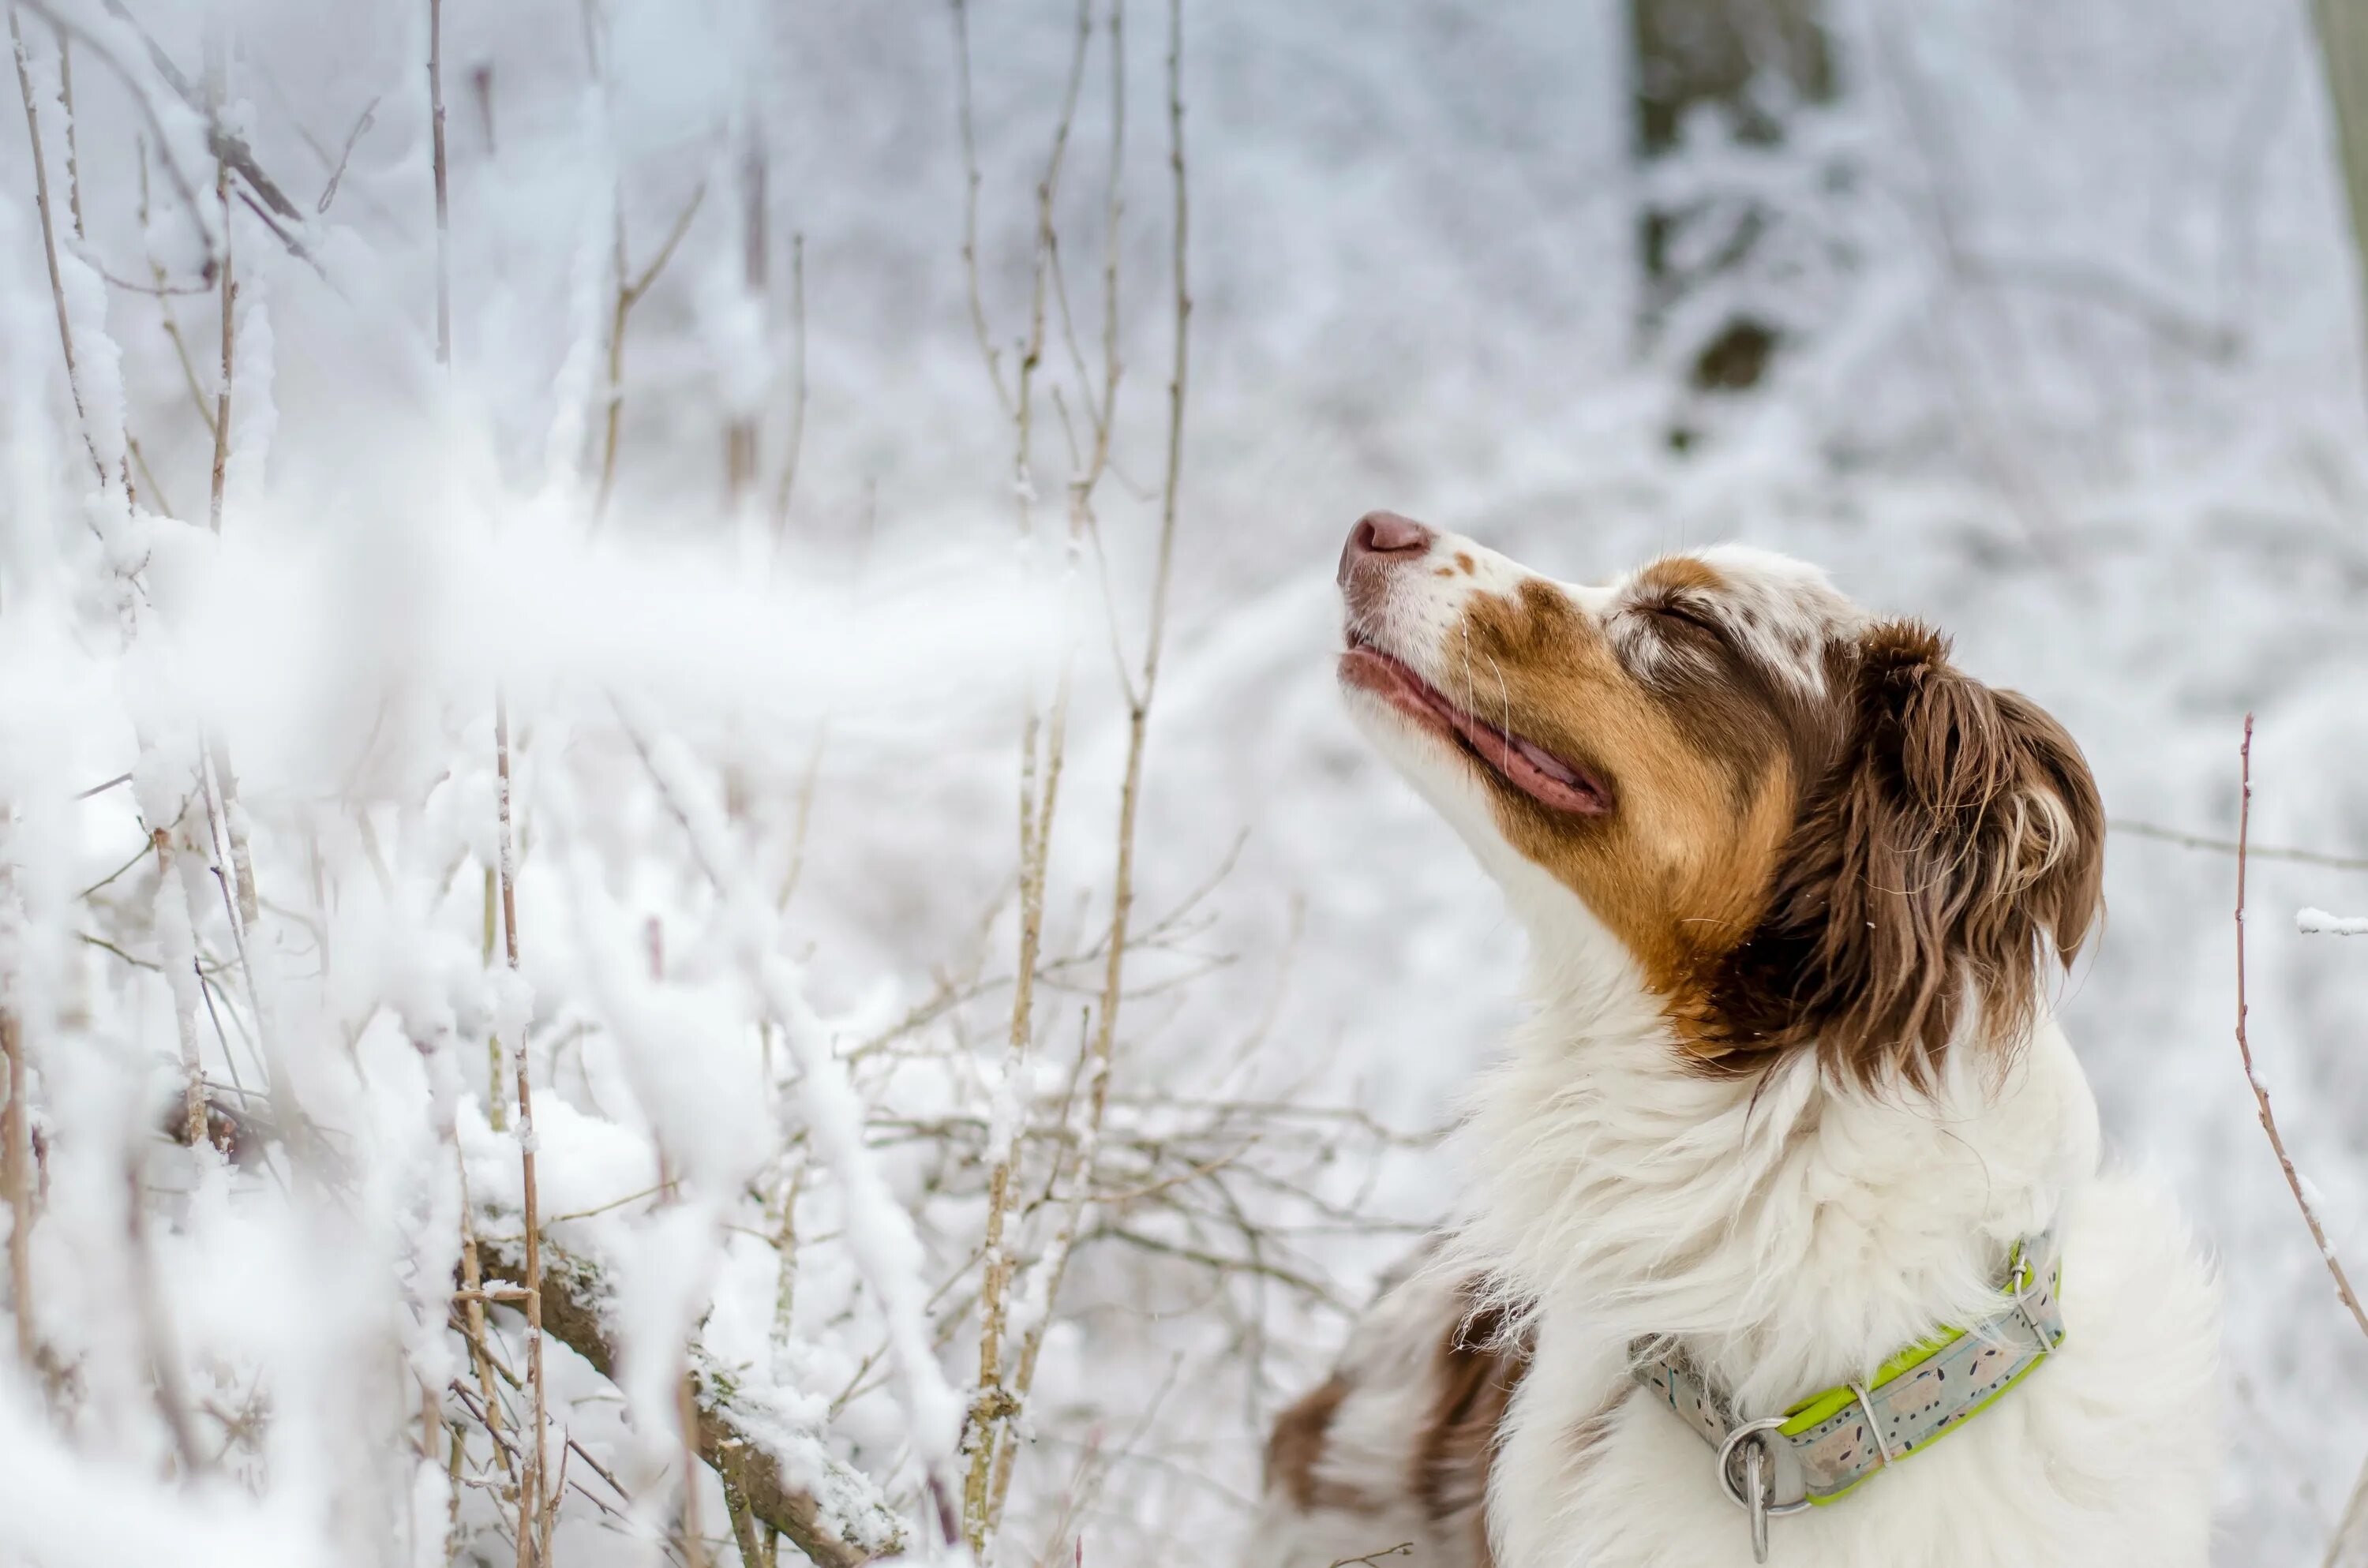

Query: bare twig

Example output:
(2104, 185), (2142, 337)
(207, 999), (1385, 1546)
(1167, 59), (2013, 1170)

(93, 0), (301, 224)
(482, 866), (505, 1128)
(2234, 715), (2368, 1342)
(988, 0), (1189, 1532)
(316, 95), (380, 215)
(962, 4), (1101, 1544)
(951, 0), (1010, 414)
(138, 138), (219, 442)
(593, 182), (707, 522)
(769, 232), (808, 541)
(13, 0), (214, 268)
(1328, 1546), (1414, 1568)
(493, 694), (548, 1568)
(11, 11), (104, 484)
(456, 1181), (519, 1488)
(2113, 817), (2368, 874)
(206, 32), (234, 533)
(50, 18), (80, 236)
(725, 126), (767, 511)
(429, 0), (451, 366)
(124, 1160), (204, 1474)
(2, 1009), (32, 1375)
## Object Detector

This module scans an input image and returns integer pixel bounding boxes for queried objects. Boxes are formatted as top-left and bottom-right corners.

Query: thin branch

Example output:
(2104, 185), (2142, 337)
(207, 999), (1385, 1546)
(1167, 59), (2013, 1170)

(2112, 817), (2368, 874)
(767, 234), (807, 541)
(11, 0), (214, 267)
(11, 10), (103, 484)
(51, 19), (81, 239)
(96, 0), (301, 222)
(2, 1009), (33, 1376)
(317, 95), (379, 215)
(429, 0), (451, 366)
(963, 3), (1098, 1544)
(725, 127), (766, 511)
(950, 0), (1010, 414)
(989, 0), (1188, 1532)
(205, 30), (234, 534)
(139, 137), (219, 442)
(2234, 714), (2368, 1342)
(594, 182), (707, 524)
(493, 693), (547, 1568)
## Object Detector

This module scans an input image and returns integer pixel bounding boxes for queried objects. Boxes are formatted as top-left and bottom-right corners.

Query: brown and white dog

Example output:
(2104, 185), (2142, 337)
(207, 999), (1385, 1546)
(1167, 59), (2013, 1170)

(1253, 515), (2219, 1568)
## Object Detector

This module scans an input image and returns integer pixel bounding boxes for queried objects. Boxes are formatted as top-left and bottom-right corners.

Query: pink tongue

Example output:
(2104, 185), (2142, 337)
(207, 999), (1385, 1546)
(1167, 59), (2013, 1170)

(1513, 735), (1582, 786)
(1447, 708), (1606, 815)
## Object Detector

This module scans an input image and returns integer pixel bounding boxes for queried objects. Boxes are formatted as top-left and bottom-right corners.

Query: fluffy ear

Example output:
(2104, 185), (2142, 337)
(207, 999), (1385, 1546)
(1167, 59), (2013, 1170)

(1706, 621), (2104, 1085)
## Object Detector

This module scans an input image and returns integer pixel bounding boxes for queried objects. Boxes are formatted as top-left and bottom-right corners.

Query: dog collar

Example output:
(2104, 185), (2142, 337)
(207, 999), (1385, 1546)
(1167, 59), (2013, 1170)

(1629, 1231), (2064, 1562)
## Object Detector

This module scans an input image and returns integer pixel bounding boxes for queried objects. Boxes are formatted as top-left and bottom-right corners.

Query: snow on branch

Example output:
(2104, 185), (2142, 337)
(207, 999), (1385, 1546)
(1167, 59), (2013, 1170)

(474, 1230), (904, 1567)
(614, 698), (965, 1547)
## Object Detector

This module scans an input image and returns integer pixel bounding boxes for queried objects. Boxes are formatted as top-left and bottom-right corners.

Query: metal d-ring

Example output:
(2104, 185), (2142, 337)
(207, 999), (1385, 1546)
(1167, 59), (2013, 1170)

(1716, 1415), (1810, 1562)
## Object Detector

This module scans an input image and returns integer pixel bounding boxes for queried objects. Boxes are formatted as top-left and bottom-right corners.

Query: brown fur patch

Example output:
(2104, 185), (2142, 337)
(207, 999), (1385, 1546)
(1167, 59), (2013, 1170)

(1433, 571), (2101, 1083)
(1447, 578), (1818, 1006)
(1700, 620), (2104, 1084)
(1411, 1297), (1532, 1566)
(1266, 1375), (1358, 1511)
(1456, 552), (1477, 574)
(1632, 555), (1728, 597)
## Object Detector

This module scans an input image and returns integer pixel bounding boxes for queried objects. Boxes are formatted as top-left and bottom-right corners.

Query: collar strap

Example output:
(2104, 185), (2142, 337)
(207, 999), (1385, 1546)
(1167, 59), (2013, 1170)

(1631, 1231), (2065, 1521)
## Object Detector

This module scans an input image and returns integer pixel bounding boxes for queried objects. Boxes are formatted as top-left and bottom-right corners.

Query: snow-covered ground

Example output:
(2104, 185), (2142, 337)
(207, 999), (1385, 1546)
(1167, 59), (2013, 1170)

(2, 1), (2366, 1563)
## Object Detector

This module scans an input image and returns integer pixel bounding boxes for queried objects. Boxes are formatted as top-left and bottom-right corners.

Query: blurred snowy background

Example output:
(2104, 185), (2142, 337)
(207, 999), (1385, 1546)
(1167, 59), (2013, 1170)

(2, 0), (2367, 1563)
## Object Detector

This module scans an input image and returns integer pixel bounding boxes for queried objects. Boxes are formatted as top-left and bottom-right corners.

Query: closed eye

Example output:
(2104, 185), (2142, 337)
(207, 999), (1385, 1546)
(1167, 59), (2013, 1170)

(1643, 597), (1723, 637)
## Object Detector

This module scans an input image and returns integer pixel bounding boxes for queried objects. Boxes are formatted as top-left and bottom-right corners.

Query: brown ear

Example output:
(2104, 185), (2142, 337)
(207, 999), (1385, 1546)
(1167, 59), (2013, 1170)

(1705, 621), (2104, 1085)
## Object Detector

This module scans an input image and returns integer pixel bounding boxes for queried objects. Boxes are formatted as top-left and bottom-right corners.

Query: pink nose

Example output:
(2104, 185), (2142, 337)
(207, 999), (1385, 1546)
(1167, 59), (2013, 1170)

(1338, 511), (1434, 584)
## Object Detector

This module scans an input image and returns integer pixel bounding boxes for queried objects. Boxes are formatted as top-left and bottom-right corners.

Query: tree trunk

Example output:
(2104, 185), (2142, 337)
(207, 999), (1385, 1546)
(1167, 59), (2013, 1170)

(1630, 0), (1834, 396)
(2314, 0), (2368, 395)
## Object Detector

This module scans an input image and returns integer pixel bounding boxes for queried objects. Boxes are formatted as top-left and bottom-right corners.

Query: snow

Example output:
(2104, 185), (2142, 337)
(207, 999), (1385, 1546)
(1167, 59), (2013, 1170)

(0, 2), (2364, 1566)
(2299, 907), (2368, 937)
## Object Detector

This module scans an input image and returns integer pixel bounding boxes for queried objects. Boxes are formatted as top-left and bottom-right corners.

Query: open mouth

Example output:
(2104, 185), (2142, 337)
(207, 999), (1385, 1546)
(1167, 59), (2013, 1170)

(1339, 637), (1611, 816)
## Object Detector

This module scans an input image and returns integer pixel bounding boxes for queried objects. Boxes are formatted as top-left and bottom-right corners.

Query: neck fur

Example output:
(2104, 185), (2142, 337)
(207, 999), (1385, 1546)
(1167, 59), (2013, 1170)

(1442, 861), (2100, 1418)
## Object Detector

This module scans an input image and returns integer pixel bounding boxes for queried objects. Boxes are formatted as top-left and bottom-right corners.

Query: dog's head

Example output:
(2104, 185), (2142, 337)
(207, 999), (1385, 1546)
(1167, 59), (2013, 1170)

(1336, 511), (2102, 1083)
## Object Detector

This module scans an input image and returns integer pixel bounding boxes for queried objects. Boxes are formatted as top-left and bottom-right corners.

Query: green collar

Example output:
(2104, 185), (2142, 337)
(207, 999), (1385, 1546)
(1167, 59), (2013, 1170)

(1630, 1232), (2065, 1562)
